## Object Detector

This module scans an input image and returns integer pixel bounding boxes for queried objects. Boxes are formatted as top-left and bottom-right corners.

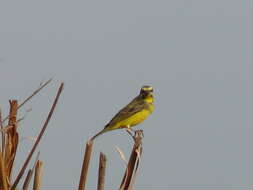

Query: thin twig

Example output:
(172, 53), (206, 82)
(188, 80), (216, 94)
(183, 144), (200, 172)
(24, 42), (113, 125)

(11, 83), (64, 190)
(18, 79), (53, 109)
(20, 136), (37, 143)
(2, 78), (53, 124)
(78, 140), (94, 190)
(97, 152), (107, 190)
(17, 108), (32, 124)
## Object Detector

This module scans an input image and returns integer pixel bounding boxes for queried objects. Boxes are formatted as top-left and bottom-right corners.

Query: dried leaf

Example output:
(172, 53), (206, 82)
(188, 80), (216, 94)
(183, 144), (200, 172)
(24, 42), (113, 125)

(115, 146), (128, 165)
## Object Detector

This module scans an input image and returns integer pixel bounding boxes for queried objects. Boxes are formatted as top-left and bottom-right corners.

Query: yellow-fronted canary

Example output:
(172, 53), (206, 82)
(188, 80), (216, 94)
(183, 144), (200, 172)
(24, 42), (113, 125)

(91, 86), (154, 140)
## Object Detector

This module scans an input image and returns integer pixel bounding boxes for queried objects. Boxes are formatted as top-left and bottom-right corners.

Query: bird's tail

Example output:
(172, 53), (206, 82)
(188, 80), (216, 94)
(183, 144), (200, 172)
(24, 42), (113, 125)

(90, 128), (108, 141)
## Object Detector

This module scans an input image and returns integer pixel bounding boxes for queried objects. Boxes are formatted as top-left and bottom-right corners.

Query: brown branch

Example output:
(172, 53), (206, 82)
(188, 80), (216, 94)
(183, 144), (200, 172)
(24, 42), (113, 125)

(120, 130), (143, 190)
(33, 160), (43, 190)
(11, 83), (64, 190)
(97, 152), (107, 190)
(78, 140), (94, 190)
(2, 78), (53, 124)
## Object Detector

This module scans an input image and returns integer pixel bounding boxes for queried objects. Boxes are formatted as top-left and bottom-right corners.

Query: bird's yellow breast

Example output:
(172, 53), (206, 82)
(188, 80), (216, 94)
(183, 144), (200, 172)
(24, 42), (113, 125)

(116, 104), (153, 129)
(118, 109), (150, 127)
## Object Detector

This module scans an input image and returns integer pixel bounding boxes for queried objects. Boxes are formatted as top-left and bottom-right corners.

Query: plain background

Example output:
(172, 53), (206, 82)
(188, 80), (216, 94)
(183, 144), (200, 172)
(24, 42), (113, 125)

(1, 0), (253, 189)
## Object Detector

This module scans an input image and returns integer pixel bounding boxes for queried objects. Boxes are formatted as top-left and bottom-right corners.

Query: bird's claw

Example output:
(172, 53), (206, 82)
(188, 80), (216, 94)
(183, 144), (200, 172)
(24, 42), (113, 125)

(125, 128), (135, 140)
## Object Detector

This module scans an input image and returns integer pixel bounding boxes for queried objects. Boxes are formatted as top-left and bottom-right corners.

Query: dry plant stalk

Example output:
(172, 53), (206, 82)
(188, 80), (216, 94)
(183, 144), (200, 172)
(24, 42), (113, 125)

(78, 140), (94, 190)
(120, 130), (143, 190)
(0, 149), (8, 190)
(0, 79), (60, 190)
(23, 170), (33, 190)
(33, 160), (44, 190)
(11, 83), (64, 190)
(97, 152), (107, 190)
(4, 100), (19, 185)
(23, 152), (40, 190)
(0, 110), (5, 155)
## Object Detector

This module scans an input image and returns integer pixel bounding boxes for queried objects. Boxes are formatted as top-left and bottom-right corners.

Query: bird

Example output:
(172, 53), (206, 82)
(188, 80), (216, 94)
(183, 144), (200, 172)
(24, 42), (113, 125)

(90, 85), (154, 141)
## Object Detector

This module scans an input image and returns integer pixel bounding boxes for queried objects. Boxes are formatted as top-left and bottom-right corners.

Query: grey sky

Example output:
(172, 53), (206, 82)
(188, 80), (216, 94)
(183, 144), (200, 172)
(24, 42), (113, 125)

(1, 0), (253, 189)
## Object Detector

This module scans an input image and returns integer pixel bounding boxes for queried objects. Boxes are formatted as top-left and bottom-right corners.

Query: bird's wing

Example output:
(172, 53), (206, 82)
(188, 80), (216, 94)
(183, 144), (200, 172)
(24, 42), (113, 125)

(105, 97), (147, 128)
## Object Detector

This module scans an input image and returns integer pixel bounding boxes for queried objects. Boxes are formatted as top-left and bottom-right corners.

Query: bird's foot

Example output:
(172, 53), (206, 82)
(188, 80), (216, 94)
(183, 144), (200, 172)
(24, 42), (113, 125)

(125, 128), (135, 140)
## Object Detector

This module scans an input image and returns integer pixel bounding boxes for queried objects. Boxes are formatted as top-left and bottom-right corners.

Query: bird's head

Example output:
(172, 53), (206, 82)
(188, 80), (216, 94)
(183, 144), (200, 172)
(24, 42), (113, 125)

(140, 85), (154, 103)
